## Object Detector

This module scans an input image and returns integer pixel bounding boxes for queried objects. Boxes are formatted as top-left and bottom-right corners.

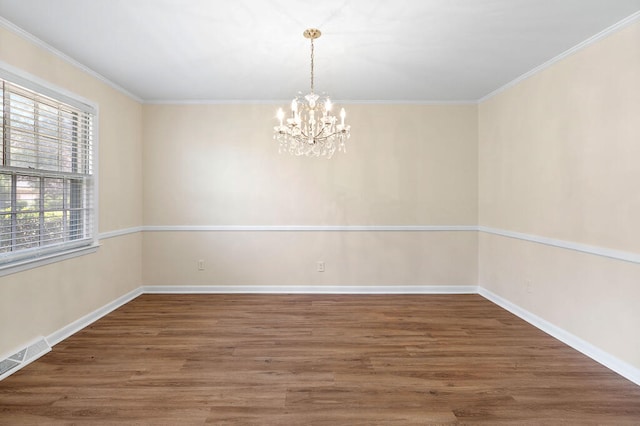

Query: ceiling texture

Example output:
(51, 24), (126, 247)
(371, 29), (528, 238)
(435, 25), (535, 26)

(1, 0), (639, 103)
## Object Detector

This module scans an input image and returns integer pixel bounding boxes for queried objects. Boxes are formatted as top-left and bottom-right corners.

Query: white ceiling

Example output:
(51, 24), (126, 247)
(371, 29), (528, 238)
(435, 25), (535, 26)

(1, 0), (639, 102)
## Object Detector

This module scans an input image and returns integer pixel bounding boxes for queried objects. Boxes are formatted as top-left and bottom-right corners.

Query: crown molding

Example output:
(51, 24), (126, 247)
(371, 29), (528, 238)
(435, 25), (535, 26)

(479, 10), (640, 103)
(337, 100), (479, 105)
(2, 10), (638, 106)
(143, 99), (478, 106)
(144, 99), (291, 105)
(0, 16), (143, 103)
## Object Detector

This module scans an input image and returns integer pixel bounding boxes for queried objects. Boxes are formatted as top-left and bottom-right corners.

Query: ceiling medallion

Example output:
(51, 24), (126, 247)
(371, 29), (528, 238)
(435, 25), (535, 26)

(274, 28), (350, 159)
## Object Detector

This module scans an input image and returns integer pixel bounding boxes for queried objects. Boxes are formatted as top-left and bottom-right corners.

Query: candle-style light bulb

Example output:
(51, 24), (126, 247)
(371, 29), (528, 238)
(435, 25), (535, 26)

(325, 99), (332, 112)
(291, 99), (297, 114)
(340, 108), (346, 126)
(276, 108), (284, 126)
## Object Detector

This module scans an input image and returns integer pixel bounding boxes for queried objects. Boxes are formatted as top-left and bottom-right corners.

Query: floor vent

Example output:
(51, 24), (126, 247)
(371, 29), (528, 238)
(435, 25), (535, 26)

(0, 337), (51, 381)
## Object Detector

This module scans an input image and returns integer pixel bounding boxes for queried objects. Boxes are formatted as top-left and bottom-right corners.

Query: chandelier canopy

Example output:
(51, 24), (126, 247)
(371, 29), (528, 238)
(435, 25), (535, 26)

(274, 28), (350, 159)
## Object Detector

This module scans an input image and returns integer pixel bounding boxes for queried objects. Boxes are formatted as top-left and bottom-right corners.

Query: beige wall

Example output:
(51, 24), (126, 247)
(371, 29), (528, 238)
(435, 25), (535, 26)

(142, 104), (478, 286)
(0, 27), (143, 355)
(479, 21), (640, 368)
(0, 234), (142, 350)
(143, 231), (477, 287)
(143, 104), (477, 226)
(2, 13), (638, 380)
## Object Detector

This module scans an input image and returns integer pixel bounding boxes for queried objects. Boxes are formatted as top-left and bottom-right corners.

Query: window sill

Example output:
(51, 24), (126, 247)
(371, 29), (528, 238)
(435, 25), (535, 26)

(0, 244), (100, 278)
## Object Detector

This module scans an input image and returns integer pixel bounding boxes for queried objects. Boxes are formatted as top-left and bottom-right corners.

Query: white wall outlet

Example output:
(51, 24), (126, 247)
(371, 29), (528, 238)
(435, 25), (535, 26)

(198, 260), (205, 271)
(317, 261), (325, 272)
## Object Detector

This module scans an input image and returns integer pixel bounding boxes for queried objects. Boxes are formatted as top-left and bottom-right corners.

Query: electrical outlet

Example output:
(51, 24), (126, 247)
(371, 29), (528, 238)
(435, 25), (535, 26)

(198, 260), (205, 271)
(317, 261), (325, 272)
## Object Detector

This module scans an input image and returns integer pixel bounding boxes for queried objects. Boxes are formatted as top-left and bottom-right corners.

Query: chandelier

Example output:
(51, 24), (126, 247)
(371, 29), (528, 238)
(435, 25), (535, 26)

(274, 28), (350, 159)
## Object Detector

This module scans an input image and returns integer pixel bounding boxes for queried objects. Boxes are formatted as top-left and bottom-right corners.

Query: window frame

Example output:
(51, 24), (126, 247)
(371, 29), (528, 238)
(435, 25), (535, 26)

(0, 62), (99, 276)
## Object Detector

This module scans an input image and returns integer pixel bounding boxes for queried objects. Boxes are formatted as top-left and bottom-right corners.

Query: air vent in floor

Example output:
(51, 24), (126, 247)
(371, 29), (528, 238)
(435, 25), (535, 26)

(0, 337), (51, 381)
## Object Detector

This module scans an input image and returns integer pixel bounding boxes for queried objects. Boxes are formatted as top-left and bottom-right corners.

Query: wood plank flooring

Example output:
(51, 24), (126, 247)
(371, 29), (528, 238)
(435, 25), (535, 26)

(1, 294), (640, 425)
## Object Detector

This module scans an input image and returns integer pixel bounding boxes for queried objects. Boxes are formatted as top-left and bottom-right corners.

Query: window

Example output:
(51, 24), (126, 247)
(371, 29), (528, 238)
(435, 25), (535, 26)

(0, 72), (96, 268)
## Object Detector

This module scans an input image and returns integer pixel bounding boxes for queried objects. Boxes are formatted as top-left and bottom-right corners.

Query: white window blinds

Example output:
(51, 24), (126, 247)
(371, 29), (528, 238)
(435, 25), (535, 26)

(0, 77), (96, 265)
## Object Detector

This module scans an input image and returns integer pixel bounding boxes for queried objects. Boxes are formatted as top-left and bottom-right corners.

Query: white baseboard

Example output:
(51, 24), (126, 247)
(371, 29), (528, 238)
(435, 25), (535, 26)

(142, 225), (477, 232)
(4, 284), (638, 389)
(46, 287), (143, 347)
(142, 285), (479, 294)
(478, 287), (640, 387)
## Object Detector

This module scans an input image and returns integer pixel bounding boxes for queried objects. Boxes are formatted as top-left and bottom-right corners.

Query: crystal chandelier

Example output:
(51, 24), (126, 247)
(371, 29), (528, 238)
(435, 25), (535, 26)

(274, 28), (350, 159)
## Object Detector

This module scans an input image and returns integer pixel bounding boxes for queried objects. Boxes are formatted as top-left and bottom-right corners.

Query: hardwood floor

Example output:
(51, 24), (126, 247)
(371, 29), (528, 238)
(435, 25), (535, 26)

(1, 294), (639, 425)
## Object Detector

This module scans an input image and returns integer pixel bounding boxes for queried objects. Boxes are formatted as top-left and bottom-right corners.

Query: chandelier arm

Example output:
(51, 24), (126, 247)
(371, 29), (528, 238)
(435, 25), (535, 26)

(312, 131), (341, 142)
(296, 129), (311, 139)
(313, 127), (331, 140)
